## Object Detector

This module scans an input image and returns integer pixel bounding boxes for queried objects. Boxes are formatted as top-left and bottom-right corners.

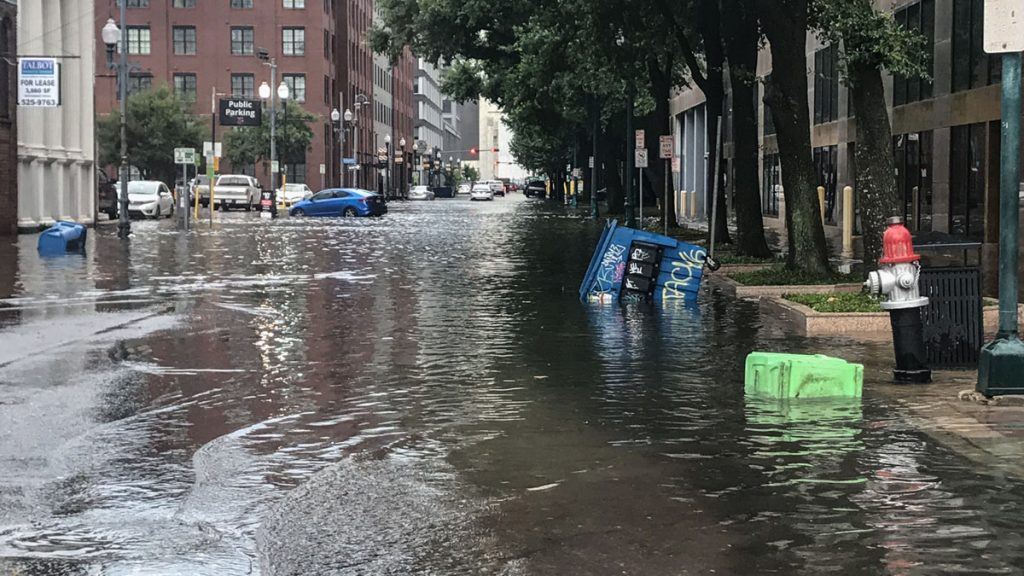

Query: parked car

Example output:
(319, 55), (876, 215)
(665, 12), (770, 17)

(97, 171), (118, 220)
(487, 180), (506, 196)
(289, 188), (387, 217)
(214, 174), (260, 211)
(192, 175), (211, 207)
(123, 180), (174, 219)
(456, 183), (471, 195)
(471, 182), (495, 201)
(409, 185), (436, 201)
(524, 179), (546, 198)
(277, 183), (314, 207)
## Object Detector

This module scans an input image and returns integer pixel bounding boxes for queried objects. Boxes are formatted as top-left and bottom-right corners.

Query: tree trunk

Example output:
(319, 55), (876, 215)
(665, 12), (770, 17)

(720, 0), (772, 258)
(604, 134), (625, 214)
(757, 0), (831, 275)
(700, 0), (731, 245)
(848, 60), (899, 273)
(646, 56), (678, 230)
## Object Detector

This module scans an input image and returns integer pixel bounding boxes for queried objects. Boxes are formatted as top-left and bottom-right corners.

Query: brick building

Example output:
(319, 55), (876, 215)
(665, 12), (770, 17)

(93, 0), (413, 192)
(0, 0), (15, 236)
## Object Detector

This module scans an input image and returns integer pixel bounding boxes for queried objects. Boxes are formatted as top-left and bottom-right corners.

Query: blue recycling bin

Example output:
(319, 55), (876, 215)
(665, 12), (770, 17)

(38, 221), (87, 255)
(580, 220), (708, 304)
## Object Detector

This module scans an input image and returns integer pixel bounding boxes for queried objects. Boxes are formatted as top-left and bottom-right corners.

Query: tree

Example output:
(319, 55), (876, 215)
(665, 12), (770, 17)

(462, 164), (480, 183)
(97, 86), (204, 186)
(756, 0), (832, 275)
(222, 101), (316, 177)
(813, 0), (929, 270)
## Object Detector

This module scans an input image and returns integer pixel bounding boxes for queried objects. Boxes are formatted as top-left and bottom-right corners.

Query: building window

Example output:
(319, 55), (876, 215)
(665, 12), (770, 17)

(174, 73), (197, 102)
(949, 123), (986, 240)
(125, 75), (153, 98)
(284, 0), (305, 7)
(231, 27), (254, 55)
(122, 26), (151, 55)
(283, 74), (306, 103)
(813, 145), (838, 224)
(173, 0), (196, 7)
(285, 163), (306, 184)
(762, 152), (781, 217)
(813, 45), (839, 124)
(952, 0), (1000, 92)
(893, 132), (933, 232)
(231, 0), (254, 8)
(231, 73), (255, 98)
(124, 0), (149, 7)
(324, 74), (330, 104)
(893, 0), (934, 106)
(283, 28), (305, 56)
(0, 18), (10, 119)
(173, 26), (197, 55)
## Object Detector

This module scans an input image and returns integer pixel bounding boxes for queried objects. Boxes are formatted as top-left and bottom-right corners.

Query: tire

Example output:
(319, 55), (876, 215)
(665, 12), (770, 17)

(343, 207), (358, 217)
(293, 208), (305, 217)
(153, 206), (161, 220)
(167, 203), (174, 218)
(106, 209), (117, 220)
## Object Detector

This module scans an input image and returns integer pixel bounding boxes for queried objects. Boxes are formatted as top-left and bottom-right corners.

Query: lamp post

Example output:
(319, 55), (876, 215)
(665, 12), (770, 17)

(435, 149), (441, 188)
(384, 133), (392, 200)
(331, 107), (354, 187)
(101, 15), (132, 239)
(617, 32), (636, 229)
(399, 137), (406, 199)
(352, 93), (369, 188)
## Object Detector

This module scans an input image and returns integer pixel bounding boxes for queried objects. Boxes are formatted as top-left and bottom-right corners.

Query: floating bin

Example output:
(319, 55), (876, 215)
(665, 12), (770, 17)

(579, 220), (707, 304)
(38, 221), (87, 255)
(745, 352), (863, 399)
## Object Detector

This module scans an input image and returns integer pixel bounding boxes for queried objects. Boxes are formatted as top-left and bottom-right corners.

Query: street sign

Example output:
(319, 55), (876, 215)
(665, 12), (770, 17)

(18, 58), (60, 107)
(271, 160), (280, 173)
(415, 139), (428, 153)
(203, 142), (222, 158)
(659, 136), (674, 159)
(218, 98), (262, 127)
(985, 0), (1024, 53)
(395, 155), (404, 164)
(635, 148), (649, 168)
(671, 156), (681, 172)
(319, 163), (326, 175)
(174, 147), (196, 165)
(635, 129), (645, 149)
(343, 158), (357, 165)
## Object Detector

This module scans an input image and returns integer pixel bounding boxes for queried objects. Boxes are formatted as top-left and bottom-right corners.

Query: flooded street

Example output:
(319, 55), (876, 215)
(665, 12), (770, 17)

(2, 196), (1024, 575)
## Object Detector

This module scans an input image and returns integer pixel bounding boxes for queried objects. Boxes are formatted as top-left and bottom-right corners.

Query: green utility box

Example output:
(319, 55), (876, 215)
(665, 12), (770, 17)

(745, 352), (864, 399)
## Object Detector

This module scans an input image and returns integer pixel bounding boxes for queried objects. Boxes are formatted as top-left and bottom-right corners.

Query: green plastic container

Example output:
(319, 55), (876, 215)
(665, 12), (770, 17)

(745, 352), (864, 399)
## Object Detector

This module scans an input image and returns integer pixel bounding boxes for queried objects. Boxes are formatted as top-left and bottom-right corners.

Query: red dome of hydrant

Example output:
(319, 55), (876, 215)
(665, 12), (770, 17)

(879, 217), (920, 264)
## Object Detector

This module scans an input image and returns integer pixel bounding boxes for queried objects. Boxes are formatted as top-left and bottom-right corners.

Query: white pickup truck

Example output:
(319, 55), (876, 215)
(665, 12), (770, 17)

(214, 175), (260, 211)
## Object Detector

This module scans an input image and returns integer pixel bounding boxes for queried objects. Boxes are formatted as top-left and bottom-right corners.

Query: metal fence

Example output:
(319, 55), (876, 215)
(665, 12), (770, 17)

(919, 267), (983, 367)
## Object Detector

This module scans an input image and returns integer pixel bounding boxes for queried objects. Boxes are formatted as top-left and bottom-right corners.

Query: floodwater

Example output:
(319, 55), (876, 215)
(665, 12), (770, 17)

(1, 196), (1024, 575)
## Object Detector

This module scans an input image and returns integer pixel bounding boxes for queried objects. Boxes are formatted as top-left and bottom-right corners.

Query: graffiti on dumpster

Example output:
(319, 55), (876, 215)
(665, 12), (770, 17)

(661, 247), (707, 301)
(594, 243), (628, 295)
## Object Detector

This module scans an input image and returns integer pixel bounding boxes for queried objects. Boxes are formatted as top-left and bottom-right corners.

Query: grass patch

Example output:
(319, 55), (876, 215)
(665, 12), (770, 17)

(785, 293), (883, 313)
(714, 252), (779, 265)
(730, 265), (860, 286)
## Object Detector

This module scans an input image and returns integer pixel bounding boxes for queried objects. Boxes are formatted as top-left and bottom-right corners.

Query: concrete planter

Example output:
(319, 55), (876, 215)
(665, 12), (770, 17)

(760, 296), (1024, 340)
(710, 273), (863, 299)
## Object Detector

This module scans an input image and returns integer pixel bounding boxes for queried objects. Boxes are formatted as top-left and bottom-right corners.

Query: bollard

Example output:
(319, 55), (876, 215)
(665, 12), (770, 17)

(817, 186), (826, 224)
(689, 188), (697, 218)
(842, 186), (854, 258)
(865, 217), (932, 383)
(679, 191), (688, 218)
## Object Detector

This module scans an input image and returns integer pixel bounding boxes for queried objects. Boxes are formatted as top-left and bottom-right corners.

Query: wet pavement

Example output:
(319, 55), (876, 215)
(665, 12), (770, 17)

(2, 196), (1024, 575)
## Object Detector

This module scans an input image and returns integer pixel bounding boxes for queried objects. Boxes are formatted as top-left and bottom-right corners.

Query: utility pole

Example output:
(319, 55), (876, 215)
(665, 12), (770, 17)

(978, 4), (1024, 395)
(625, 85), (636, 228)
(591, 97), (600, 219)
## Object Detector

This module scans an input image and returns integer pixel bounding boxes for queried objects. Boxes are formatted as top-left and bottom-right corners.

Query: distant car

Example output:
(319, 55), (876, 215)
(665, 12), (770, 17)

(278, 183), (313, 207)
(97, 171), (118, 220)
(456, 183), (471, 195)
(192, 175), (211, 207)
(409, 185), (435, 200)
(124, 180), (174, 219)
(289, 188), (387, 217)
(524, 179), (546, 198)
(487, 180), (505, 196)
(214, 175), (260, 211)
(471, 182), (495, 201)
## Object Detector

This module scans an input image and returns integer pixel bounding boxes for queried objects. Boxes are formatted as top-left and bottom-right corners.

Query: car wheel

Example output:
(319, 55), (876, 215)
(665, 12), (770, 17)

(167, 203), (174, 218)
(153, 206), (161, 220)
(343, 207), (358, 217)
(106, 209), (117, 219)
(293, 208), (305, 217)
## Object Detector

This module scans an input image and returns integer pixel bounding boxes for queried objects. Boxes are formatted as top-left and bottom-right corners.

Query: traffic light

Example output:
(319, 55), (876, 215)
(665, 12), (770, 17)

(470, 147), (477, 156)
(492, 148), (498, 153)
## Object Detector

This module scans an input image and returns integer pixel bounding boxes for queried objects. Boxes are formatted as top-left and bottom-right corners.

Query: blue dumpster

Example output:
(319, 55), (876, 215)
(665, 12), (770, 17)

(38, 221), (88, 255)
(579, 220), (708, 304)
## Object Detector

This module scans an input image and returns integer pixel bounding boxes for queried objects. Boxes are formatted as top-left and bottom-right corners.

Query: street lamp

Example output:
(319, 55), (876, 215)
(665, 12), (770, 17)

(617, 30), (636, 228)
(101, 14), (132, 239)
(399, 137), (407, 199)
(384, 133), (392, 200)
(277, 81), (289, 198)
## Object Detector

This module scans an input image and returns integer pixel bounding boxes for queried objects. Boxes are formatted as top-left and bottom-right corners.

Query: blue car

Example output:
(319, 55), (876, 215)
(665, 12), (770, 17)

(288, 188), (387, 218)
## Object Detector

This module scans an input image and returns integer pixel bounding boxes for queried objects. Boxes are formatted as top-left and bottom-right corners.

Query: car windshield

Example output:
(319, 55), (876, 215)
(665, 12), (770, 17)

(195, 176), (209, 185)
(127, 181), (160, 195)
(284, 184), (305, 191)
(217, 177), (249, 186)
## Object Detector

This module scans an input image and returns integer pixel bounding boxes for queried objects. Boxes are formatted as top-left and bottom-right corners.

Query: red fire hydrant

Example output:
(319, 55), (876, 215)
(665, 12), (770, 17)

(865, 217), (932, 383)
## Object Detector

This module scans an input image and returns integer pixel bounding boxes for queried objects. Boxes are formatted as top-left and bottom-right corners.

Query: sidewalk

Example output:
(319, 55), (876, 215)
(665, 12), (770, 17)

(869, 366), (1024, 478)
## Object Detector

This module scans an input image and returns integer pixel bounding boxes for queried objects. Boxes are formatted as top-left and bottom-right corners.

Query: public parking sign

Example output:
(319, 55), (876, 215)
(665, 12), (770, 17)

(174, 148), (196, 165)
(219, 98), (262, 126)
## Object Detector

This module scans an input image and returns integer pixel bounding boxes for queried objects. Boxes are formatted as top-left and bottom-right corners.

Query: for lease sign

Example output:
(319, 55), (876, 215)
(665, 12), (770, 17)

(18, 58), (60, 107)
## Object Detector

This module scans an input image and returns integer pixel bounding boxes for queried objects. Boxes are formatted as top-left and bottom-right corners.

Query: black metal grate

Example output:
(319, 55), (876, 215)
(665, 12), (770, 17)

(919, 267), (983, 367)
